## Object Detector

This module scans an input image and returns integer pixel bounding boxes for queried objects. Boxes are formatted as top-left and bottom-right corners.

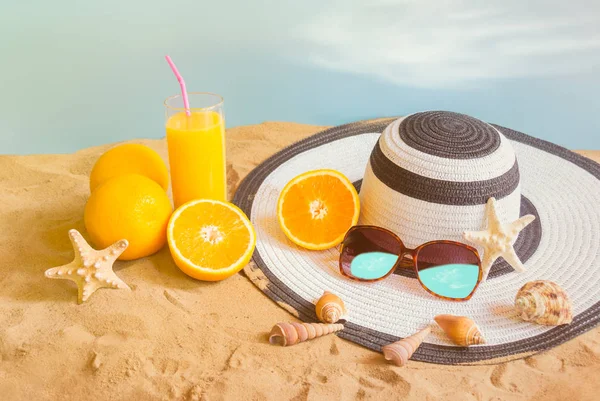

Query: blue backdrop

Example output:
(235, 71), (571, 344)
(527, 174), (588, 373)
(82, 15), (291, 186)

(1, 0), (599, 154)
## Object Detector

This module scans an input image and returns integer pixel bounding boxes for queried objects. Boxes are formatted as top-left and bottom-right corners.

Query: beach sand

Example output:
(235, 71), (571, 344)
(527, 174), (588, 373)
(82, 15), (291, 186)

(1, 122), (599, 401)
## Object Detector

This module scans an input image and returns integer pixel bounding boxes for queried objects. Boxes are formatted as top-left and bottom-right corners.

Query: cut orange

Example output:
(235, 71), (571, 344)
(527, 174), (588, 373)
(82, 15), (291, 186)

(277, 169), (360, 250)
(167, 200), (256, 281)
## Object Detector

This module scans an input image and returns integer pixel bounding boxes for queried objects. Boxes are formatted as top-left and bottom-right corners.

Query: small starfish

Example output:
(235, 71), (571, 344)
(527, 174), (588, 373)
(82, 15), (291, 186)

(45, 229), (130, 304)
(464, 198), (535, 281)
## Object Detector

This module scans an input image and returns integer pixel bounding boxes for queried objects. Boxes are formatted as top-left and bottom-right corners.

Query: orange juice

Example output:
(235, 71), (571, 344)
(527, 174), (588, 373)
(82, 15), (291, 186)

(166, 111), (226, 207)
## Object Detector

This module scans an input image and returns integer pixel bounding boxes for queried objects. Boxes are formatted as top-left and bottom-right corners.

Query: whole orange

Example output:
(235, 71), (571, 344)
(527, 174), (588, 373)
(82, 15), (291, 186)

(89, 143), (169, 192)
(84, 174), (173, 260)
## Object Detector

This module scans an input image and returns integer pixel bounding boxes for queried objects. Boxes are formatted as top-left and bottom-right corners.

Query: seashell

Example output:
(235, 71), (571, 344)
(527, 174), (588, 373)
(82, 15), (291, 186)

(514, 280), (572, 325)
(315, 291), (347, 323)
(382, 326), (431, 367)
(268, 322), (344, 346)
(434, 315), (485, 346)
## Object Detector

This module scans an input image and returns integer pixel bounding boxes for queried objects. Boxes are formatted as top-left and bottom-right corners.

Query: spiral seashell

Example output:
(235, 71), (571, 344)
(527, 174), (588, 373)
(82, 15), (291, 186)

(515, 280), (572, 326)
(268, 322), (344, 346)
(434, 315), (485, 346)
(315, 291), (347, 323)
(382, 326), (431, 367)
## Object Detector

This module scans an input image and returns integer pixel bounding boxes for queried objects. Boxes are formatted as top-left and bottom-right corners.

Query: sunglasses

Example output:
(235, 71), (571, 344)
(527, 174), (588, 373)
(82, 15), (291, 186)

(339, 225), (483, 301)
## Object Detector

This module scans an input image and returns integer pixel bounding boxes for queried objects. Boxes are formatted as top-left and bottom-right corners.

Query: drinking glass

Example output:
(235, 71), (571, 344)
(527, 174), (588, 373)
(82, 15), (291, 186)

(165, 92), (226, 208)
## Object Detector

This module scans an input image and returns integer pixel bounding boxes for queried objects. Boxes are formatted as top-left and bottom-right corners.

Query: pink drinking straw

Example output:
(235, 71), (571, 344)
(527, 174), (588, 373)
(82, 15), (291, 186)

(165, 55), (191, 116)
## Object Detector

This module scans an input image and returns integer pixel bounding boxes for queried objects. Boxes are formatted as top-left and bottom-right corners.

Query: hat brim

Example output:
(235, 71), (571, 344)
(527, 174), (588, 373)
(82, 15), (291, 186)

(233, 118), (600, 365)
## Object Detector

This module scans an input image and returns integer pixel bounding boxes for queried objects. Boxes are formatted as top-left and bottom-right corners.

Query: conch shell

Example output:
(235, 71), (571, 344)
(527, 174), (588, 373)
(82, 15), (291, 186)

(269, 322), (344, 346)
(315, 291), (347, 323)
(515, 280), (572, 325)
(382, 326), (431, 367)
(434, 315), (485, 346)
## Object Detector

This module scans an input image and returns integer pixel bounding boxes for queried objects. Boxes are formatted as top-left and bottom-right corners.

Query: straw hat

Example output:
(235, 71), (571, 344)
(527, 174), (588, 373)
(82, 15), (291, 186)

(234, 111), (600, 364)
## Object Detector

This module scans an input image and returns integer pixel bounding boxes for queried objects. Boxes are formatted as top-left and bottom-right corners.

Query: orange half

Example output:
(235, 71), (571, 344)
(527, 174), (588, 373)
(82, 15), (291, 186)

(277, 169), (360, 250)
(167, 200), (256, 281)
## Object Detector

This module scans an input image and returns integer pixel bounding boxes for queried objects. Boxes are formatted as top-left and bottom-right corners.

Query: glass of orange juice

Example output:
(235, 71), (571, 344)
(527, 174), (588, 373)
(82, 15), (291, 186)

(165, 92), (226, 208)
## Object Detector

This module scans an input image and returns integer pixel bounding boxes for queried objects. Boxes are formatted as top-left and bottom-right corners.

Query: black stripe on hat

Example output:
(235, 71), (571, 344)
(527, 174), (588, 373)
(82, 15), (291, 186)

(399, 111), (501, 159)
(369, 141), (520, 205)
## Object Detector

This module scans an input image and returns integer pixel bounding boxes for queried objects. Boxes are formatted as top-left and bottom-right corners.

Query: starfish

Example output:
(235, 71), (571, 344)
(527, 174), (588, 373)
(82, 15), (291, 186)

(464, 197), (535, 281)
(45, 229), (130, 304)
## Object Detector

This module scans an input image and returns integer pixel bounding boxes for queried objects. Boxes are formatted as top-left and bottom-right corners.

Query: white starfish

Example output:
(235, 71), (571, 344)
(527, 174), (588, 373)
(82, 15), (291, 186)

(464, 197), (535, 281)
(45, 229), (130, 304)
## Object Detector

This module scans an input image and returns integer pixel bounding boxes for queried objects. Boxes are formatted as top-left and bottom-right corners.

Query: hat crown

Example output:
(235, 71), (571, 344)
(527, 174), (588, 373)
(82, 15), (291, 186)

(397, 111), (501, 159)
(359, 111), (522, 247)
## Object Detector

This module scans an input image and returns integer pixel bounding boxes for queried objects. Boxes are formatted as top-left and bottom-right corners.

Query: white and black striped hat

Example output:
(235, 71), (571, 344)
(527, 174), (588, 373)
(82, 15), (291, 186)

(234, 111), (600, 364)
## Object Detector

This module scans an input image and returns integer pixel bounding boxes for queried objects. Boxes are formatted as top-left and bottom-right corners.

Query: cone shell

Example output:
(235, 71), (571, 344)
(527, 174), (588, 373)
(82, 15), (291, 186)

(382, 326), (431, 367)
(515, 280), (572, 325)
(315, 291), (347, 323)
(434, 315), (485, 346)
(268, 322), (344, 346)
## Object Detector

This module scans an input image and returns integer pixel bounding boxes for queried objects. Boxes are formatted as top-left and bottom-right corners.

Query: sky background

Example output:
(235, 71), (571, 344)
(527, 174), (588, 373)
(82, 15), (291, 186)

(1, 0), (599, 154)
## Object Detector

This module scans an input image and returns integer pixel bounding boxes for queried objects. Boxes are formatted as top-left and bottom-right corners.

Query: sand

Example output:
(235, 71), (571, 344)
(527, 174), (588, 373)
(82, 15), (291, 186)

(1, 121), (599, 401)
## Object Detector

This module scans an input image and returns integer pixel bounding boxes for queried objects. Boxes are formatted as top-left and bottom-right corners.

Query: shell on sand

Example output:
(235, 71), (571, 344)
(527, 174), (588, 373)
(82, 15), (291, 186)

(434, 315), (485, 346)
(382, 326), (431, 367)
(515, 280), (573, 326)
(315, 291), (347, 323)
(269, 322), (344, 346)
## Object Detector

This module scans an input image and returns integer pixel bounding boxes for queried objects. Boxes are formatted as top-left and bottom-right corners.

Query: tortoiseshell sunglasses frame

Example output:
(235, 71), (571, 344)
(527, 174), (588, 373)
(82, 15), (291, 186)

(338, 225), (483, 301)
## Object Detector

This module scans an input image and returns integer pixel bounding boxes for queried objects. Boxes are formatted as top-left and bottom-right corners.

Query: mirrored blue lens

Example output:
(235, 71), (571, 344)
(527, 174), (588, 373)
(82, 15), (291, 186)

(416, 243), (480, 299)
(350, 252), (399, 280)
(418, 263), (479, 299)
(340, 227), (402, 280)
